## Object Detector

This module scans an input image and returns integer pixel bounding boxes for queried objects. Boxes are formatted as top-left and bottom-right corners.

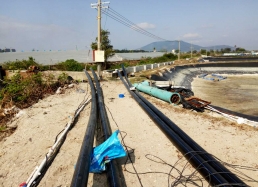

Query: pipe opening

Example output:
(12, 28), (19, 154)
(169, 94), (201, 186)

(170, 94), (180, 104)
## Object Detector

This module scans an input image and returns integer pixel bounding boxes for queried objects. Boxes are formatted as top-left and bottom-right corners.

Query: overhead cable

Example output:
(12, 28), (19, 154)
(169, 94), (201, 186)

(108, 7), (167, 41)
(94, 6), (174, 41)
(101, 9), (163, 40)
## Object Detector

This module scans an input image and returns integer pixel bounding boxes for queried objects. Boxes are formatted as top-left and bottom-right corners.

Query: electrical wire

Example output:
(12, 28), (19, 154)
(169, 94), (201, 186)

(103, 8), (109, 29)
(100, 9), (163, 41)
(119, 65), (253, 186)
(105, 104), (144, 187)
(104, 82), (257, 186)
(93, 6), (174, 42)
(121, 150), (257, 187)
(108, 7), (167, 41)
(105, 103), (251, 187)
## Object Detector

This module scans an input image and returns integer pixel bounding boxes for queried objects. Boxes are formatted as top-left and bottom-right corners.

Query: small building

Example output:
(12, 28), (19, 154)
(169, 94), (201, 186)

(223, 53), (238, 56)
(4, 48), (11, 52)
(1, 48), (16, 52)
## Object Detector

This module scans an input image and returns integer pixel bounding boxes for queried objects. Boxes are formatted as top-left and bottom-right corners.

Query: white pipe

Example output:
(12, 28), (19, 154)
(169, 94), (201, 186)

(26, 98), (91, 187)
(205, 105), (258, 128)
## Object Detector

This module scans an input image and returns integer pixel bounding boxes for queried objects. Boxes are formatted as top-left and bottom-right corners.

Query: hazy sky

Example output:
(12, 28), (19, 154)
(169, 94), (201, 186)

(1, 0), (257, 51)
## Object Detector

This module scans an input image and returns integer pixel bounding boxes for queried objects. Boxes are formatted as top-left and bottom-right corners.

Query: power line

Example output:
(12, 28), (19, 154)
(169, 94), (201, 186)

(101, 9), (162, 40)
(108, 7), (167, 41)
(92, 6), (174, 42)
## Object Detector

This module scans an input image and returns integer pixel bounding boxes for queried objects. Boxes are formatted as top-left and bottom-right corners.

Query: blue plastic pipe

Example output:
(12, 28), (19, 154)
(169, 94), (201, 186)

(133, 82), (180, 104)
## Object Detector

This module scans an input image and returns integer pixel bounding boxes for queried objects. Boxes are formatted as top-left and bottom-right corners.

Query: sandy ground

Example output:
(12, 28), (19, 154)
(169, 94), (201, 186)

(0, 74), (258, 187)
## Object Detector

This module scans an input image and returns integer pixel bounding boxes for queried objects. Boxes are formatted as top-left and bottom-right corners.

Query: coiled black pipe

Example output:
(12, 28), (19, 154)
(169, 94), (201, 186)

(71, 70), (98, 187)
(91, 69), (123, 187)
(121, 65), (246, 185)
(117, 71), (230, 186)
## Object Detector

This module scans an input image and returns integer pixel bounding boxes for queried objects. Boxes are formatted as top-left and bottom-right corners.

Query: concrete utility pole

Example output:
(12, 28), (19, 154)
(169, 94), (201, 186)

(97, 0), (101, 51)
(91, 0), (109, 79)
(97, 0), (101, 78)
(191, 43), (193, 58)
(178, 40), (180, 61)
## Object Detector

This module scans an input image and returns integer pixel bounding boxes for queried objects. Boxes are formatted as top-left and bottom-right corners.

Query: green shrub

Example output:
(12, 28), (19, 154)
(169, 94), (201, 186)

(108, 63), (120, 70)
(163, 53), (177, 59)
(39, 65), (51, 71)
(56, 59), (84, 71)
(0, 72), (57, 108)
(57, 72), (69, 84)
(2, 57), (40, 70)
(0, 73), (41, 104)
(84, 64), (97, 71)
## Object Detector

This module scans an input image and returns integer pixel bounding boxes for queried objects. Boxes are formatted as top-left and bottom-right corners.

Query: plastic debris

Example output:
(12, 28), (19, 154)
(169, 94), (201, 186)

(90, 130), (126, 173)
(76, 88), (85, 93)
(68, 83), (74, 88)
(118, 94), (124, 98)
(55, 87), (64, 94)
(19, 182), (27, 187)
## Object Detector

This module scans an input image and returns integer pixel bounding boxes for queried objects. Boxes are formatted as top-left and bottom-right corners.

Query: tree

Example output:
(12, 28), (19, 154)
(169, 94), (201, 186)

(224, 48), (231, 53)
(236, 47), (246, 52)
(200, 49), (206, 55)
(91, 29), (114, 69)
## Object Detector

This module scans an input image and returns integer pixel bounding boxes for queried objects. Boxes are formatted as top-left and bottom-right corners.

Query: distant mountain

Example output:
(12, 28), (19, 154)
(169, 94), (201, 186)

(139, 41), (234, 52)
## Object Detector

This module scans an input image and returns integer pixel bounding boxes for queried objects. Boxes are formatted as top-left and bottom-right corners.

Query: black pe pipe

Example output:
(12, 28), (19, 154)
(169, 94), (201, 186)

(71, 70), (98, 187)
(91, 69), (123, 187)
(121, 66), (246, 186)
(117, 71), (230, 186)
(136, 92), (246, 185)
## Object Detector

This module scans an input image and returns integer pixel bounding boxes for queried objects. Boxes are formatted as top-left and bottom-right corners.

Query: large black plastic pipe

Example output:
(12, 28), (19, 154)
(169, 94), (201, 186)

(91, 69), (123, 187)
(121, 65), (246, 185)
(71, 70), (98, 187)
(117, 71), (230, 186)
(136, 91), (245, 185)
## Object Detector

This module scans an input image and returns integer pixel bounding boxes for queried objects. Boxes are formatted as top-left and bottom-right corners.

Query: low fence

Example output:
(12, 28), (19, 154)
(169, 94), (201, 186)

(125, 61), (173, 74)
(5, 61), (174, 80)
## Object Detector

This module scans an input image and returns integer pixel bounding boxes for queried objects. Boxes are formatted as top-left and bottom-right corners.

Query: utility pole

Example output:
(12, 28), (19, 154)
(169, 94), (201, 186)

(97, 0), (101, 51)
(190, 43), (193, 58)
(91, 0), (109, 79)
(178, 40), (180, 61)
(97, 0), (101, 78)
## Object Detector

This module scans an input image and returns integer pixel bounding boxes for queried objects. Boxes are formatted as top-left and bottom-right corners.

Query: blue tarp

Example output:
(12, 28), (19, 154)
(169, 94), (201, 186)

(89, 130), (126, 173)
